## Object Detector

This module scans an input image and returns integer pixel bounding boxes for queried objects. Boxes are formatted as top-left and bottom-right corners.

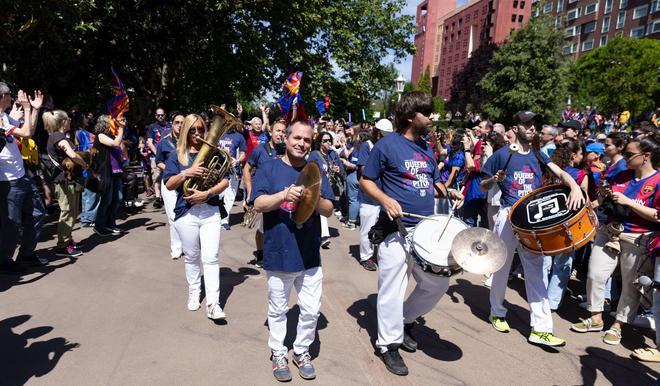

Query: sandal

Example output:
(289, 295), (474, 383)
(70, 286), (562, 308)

(631, 347), (660, 363)
(603, 327), (622, 345)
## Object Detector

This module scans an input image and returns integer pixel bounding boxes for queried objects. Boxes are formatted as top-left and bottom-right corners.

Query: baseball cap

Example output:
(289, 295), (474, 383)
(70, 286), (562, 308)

(375, 119), (393, 135)
(586, 142), (605, 155)
(559, 119), (582, 131)
(514, 111), (537, 124)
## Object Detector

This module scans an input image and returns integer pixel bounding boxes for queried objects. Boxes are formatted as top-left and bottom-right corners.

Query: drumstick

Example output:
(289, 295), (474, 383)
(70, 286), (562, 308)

(402, 212), (438, 221)
(501, 143), (520, 173)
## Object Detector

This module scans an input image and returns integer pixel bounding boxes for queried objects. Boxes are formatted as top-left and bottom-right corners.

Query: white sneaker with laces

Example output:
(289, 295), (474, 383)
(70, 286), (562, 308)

(207, 303), (226, 320)
(187, 294), (201, 311)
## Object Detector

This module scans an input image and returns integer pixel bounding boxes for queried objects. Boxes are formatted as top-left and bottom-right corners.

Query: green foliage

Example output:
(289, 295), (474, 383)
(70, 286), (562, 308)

(479, 16), (569, 124)
(432, 96), (446, 116)
(448, 42), (498, 115)
(417, 65), (432, 94)
(569, 37), (660, 117)
(1, 0), (415, 120)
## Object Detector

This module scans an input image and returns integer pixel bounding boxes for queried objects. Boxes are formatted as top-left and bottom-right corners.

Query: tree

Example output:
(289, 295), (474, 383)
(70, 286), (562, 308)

(448, 42), (498, 114)
(569, 37), (660, 117)
(479, 16), (569, 124)
(417, 65), (432, 94)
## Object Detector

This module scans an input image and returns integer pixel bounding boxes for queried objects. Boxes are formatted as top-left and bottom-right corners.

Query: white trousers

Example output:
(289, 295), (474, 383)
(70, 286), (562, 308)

(220, 175), (239, 225)
(320, 215), (330, 238)
(376, 230), (449, 352)
(489, 206), (553, 333)
(174, 203), (222, 306)
(267, 267), (323, 356)
(359, 203), (380, 261)
(162, 181), (182, 258)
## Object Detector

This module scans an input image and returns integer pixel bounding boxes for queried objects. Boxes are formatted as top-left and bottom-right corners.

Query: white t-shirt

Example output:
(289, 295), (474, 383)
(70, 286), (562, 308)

(0, 113), (26, 181)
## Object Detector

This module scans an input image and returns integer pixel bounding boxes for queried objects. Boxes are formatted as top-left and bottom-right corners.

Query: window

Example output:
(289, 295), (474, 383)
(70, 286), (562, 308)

(519, 15), (524, 22)
(633, 5), (648, 19)
(565, 25), (579, 36)
(562, 42), (578, 53)
(616, 10), (626, 28)
(533, 6), (540, 17)
(514, 0), (519, 7)
(557, 0), (564, 11)
(653, 1), (660, 13)
(459, 18), (463, 28)
(602, 16), (610, 32)
(543, 2), (553, 13)
(520, 1), (526, 9)
(583, 21), (596, 33)
(619, 0), (627, 9)
(605, 0), (613, 13)
(630, 26), (645, 37)
(555, 15), (563, 27)
(567, 7), (581, 20)
(600, 35), (608, 46)
(512, 14), (517, 22)
(585, 3), (598, 15)
(582, 39), (594, 51)
(649, 19), (660, 33)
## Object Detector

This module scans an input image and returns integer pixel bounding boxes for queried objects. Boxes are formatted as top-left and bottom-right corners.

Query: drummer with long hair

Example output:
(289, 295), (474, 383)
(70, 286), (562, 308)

(480, 111), (584, 347)
(163, 114), (229, 321)
(571, 134), (660, 346)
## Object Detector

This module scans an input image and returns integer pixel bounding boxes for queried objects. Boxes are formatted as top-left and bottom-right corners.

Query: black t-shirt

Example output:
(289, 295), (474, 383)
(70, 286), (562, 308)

(46, 132), (75, 183)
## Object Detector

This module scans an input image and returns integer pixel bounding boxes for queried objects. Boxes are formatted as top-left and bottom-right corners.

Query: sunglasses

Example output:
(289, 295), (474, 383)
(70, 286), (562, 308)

(189, 127), (206, 135)
(623, 151), (642, 159)
(322, 138), (333, 143)
(155, 114), (165, 118)
(173, 120), (184, 125)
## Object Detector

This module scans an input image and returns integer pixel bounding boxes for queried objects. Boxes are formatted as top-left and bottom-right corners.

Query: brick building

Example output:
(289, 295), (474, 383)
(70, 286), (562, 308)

(412, 0), (458, 86)
(531, 0), (660, 57)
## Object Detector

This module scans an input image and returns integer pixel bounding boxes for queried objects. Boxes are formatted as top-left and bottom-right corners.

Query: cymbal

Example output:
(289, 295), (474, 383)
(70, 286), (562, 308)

(451, 228), (507, 275)
(292, 162), (321, 225)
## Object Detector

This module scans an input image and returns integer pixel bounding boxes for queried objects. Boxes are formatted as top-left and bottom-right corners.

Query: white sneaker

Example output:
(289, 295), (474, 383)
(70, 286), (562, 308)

(207, 303), (226, 320)
(134, 200), (145, 208)
(187, 294), (201, 311)
(171, 253), (181, 260)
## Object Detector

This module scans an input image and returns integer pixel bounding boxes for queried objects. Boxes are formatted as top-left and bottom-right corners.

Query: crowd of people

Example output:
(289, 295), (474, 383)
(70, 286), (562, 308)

(1, 80), (659, 381)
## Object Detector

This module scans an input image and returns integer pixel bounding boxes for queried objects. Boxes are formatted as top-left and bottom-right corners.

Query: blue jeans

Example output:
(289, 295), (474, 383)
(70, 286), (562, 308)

(80, 188), (98, 224)
(0, 176), (45, 262)
(95, 174), (123, 231)
(462, 198), (488, 228)
(346, 172), (359, 222)
(543, 252), (574, 310)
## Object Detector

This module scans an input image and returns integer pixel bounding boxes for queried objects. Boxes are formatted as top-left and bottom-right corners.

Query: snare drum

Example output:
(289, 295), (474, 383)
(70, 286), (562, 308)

(410, 214), (467, 277)
(509, 184), (597, 256)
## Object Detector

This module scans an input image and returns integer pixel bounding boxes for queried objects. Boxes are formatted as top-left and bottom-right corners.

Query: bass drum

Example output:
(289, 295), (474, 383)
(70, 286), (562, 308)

(509, 184), (597, 255)
(410, 214), (467, 277)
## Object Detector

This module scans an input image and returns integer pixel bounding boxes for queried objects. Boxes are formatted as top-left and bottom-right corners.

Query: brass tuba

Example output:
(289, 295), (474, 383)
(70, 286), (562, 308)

(182, 105), (241, 196)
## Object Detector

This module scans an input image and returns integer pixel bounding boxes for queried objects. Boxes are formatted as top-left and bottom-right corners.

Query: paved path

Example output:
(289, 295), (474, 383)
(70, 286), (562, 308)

(1, 203), (659, 385)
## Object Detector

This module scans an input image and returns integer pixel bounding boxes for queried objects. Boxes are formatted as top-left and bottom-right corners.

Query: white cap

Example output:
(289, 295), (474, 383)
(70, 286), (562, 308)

(375, 119), (393, 135)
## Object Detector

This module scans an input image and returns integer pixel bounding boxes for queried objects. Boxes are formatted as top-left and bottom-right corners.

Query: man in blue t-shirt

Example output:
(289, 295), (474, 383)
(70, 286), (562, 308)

(156, 114), (183, 259)
(216, 129), (247, 230)
(250, 120), (334, 382)
(146, 107), (172, 208)
(243, 120), (286, 268)
(360, 92), (463, 376)
(480, 110), (584, 347)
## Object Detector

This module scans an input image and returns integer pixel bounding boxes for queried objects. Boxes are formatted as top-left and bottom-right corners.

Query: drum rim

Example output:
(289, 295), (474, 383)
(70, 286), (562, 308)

(511, 204), (594, 234)
(517, 225), (597, 255)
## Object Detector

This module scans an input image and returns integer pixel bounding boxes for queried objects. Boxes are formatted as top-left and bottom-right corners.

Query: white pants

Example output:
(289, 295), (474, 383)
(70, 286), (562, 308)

(174, 203), (222, 306)
(359, 203), (380, 261)
(376, 230), (449, 352)
(267, 267), (323, 356)
(162, 181), (182, 258)
(489, 206), (553, 333)
(220, 175), (239, 225)
(320, 215), (330, 238)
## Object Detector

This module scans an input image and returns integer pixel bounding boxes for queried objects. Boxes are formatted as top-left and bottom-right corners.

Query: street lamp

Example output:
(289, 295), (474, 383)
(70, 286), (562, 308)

(395, 74), (405, 101)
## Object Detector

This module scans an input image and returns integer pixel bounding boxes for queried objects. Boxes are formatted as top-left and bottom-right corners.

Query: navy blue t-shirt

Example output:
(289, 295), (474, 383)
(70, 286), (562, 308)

(356, 140), (379, 206)
(247, 143), (280, 170)
(249, 159), (334, 272)
(362, 133), (440, 226)
(346, 144), (359, 175)
(482, 147), (550, 207)
(217, 132), (247, 158)
(162, 152), (227, 221)
(155, 135), (176, 165)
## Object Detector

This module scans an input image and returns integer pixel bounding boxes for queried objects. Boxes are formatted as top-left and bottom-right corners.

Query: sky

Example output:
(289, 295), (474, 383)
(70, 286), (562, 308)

(394, 0), (468, 82)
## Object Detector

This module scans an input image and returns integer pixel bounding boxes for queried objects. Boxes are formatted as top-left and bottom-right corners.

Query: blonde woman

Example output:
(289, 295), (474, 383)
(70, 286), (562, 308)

(44, 110), (88, 257)
(163, 114), (229, 320)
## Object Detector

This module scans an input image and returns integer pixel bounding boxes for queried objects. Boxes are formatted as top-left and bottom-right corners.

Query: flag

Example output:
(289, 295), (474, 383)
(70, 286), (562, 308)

(315, 96), (331, 116)
(277, 71), (307, 123)
(106, 67), (129, 135)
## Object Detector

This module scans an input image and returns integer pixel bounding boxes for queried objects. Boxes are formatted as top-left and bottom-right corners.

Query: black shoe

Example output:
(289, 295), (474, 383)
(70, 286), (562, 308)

(0, 260), (26, 274)
(94, 227), (112, 237)
(16, 254), (49, 267)
(255, 258), (263, 268)
(401, 323), (418, 352)
(321, 237), (330, 249)
(70, 240), (84, 249)
(55, 246), (83, 258)
(153, 198), (163, 209)
(360, 258), (377, 271)
(109, 227), (121, 235)
(81, 222), (95, 228)
(380, 345), (408, 376)
(222, 224), (231, 231)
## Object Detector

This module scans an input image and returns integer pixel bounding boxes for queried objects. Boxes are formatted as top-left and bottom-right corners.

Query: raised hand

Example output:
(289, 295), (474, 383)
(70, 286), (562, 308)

(29, 90), (44, 110)
(16, 90), (30, 109)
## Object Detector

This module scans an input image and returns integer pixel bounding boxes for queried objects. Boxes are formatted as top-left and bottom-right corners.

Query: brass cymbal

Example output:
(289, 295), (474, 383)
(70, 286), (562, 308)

(451, 227), (507, 275)
(292, 162), (321, 225)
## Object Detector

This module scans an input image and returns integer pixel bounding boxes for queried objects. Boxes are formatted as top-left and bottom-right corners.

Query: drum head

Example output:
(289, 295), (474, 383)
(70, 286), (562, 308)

(510, 185), (581, 229)
(411, 215), (468, 266)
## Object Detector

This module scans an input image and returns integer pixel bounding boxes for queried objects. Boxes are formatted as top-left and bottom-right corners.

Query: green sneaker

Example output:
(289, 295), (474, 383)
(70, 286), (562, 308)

(489, 316), (510, 333)
(528, 331), (566, 347)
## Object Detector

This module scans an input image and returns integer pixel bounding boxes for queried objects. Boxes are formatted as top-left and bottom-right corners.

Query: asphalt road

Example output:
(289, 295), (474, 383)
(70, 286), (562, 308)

(1, 203), (659, 385)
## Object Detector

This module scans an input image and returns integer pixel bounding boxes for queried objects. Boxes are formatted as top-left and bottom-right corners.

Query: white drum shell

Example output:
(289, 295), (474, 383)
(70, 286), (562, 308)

(411, 215), (468, 269)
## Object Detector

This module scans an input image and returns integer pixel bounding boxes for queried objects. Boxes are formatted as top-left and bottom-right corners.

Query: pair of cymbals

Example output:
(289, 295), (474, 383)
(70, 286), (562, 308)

(451, 228), (507, 275)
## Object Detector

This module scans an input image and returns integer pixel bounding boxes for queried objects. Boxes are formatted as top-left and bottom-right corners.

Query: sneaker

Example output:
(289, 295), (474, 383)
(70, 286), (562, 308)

(342, 221), (356, 230)
(133, 200), (145, 208)
(93, 227), (112, 237)
(528, 331), (566, 347)
(292, 351), (316, 380)
(171, 253), (182, 260)
(321, 237), (330, 249)
(360, 258), (377, 271)
(271, 353), (292, 382)
(482, 274), (493, 288)
(255, 258), (263, 268)
(0, 260), (26, 274)
(603, 327), (622, 345)
(16, 254), (49, 266)
(380, 345), (408, 376)
(333, 210), (342, 218)
(222, 223), (231, 231)
(109, 228), (121, 235)
(55, 245), (83, 258)
(570, 317), (604, 333)
(70, 240), (83, 249)
(153, 198), (163, 209)
(187, 294), (201, 311)
(401, 323), (418, 353)
(81, 222), (95, 228)
(489, 316), (510, 333)
(206, 303), (226, 320)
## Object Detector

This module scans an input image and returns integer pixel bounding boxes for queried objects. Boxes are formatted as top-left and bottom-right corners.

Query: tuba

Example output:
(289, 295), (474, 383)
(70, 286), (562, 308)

(182, 105), (241, 196)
